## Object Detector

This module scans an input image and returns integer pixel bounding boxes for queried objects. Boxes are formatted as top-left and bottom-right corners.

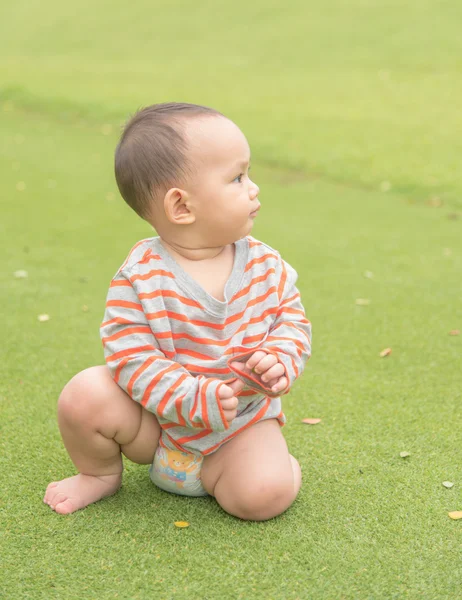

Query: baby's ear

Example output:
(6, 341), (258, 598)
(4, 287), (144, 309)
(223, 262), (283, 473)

(164, 188), (195, 225)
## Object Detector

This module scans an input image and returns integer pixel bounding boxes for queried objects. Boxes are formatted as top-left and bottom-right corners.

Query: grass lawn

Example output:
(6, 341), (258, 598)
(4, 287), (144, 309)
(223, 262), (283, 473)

(1, 2), (461, 598)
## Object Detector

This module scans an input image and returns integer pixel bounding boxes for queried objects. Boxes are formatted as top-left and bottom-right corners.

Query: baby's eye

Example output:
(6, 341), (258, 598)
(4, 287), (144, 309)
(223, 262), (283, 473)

(233, 167), (251, 184)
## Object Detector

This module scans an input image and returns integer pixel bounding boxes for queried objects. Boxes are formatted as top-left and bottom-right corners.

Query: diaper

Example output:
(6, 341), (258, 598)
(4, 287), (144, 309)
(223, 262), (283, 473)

(149, 445), (209, 497)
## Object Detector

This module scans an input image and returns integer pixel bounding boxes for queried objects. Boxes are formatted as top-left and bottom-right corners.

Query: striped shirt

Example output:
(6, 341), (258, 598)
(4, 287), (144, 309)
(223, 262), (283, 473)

(100, 235), (312, 455)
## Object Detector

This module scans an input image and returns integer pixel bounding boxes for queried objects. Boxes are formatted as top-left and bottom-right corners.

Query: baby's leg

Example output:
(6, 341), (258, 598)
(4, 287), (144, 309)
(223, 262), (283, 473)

(44, 366), (160, 515)
(201, 419), (302, 521)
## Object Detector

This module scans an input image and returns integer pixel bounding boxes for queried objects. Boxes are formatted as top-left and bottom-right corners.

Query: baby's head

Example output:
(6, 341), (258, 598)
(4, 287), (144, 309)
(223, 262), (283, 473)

(114, 102), (260, 249)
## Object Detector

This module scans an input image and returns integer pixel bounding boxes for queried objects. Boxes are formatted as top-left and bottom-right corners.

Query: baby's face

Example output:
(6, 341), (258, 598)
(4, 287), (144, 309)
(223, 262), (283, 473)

(182, 116), (260, 246)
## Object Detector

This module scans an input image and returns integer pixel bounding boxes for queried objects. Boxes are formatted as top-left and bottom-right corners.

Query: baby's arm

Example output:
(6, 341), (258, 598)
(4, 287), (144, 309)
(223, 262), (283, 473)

(100, 271), (230, 432)
(228, 256), (311, 396)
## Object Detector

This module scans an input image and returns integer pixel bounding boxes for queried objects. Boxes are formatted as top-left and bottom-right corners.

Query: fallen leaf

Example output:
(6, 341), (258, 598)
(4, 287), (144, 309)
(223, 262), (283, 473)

(82, 305), (89, 312)
(363, 271), (374, 279)
(399, 451), (410, 458)
(449, 330), (460, 336)
(38, 314), (50, 322)
(448, 511), (462, 520)
(355, 298), (370, 306)
(427, 196), (443, 207)
(442, 481), (454, 489)
(380, 348), (392, 357)
(14, 270), (28, 278)
(380, 181), (391, 192)
(174, 521), (190, 528)
(16, 181), (26, 191)
(302, 418), (321, 425)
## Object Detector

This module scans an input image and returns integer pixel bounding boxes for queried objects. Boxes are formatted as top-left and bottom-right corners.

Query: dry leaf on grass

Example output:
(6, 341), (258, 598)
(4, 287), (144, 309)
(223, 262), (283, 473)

(302, 418), (321, 425)
(380, 348), (392, 357)
(449, 330), (460, 336)
(399, 451), (410, 458)
(14, 270), (28, 278)
(355, 298), (370, 306)
(448, 511), (462, 520)
(380, 181), (392, 192)
(174, 521), (190, 528)
(38, 314), (50, 322)
(442, 481), (454, 488)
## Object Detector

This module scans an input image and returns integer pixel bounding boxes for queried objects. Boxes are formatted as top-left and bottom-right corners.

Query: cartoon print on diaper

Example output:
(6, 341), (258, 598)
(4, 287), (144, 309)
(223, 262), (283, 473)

(158, 448), (202, 490)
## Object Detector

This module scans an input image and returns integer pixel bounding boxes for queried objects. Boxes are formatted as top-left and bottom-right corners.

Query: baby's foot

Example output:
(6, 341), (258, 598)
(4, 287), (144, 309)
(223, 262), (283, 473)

(43, 473), (122, 515)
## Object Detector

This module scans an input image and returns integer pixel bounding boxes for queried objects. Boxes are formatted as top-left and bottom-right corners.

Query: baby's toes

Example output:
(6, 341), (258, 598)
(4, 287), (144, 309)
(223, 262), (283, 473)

(43, 482), (58, 503)
(48, 491), (72, 511)
(54, 498), (76, 515)
(45, 485), (66, 506)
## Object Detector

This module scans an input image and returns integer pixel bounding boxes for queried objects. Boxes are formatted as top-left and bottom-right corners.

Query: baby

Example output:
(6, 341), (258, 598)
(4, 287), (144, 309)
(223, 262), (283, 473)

(43, 102), (312, 521)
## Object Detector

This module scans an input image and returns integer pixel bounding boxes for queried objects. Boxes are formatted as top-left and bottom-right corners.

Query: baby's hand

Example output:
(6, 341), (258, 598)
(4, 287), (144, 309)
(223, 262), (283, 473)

(243, 351), (288, 394)
(218, 379), (245, 424)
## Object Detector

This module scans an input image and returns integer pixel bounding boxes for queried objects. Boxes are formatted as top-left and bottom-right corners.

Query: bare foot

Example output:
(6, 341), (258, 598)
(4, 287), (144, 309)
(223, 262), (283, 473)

(43, 473), (122, 515)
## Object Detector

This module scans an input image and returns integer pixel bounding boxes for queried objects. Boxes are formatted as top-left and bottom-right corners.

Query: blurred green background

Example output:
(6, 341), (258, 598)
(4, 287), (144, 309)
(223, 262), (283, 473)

(1, 1), (461, 599)
(2, 0), (462, 206)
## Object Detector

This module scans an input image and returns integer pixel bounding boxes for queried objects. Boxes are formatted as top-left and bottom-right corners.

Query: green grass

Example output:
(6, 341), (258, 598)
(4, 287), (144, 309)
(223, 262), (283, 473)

(1, 2), (462, 599)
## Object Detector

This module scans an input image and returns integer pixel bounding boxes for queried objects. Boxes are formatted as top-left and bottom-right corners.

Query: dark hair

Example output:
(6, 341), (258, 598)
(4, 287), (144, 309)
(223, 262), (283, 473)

(114, 102), (225, 220)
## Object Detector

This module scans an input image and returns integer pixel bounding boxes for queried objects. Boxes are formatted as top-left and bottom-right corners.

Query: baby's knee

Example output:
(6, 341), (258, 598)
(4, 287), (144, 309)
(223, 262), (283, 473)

(58, 366), (116, 425)
(229, 475), (298, 522)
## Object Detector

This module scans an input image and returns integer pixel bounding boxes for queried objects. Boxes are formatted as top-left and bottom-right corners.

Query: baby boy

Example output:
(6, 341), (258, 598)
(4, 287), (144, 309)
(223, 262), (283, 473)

(43, 102), (312, 521)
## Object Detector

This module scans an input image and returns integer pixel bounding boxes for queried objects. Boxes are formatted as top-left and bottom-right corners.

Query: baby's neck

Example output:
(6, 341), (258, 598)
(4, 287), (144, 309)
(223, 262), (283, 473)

(159, 238), (229, 262)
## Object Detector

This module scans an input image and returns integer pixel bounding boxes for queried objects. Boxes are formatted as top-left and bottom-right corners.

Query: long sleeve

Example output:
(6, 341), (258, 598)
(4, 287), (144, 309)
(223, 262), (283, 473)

(227, 257), (311, 396)
(100, 272), (230, 432)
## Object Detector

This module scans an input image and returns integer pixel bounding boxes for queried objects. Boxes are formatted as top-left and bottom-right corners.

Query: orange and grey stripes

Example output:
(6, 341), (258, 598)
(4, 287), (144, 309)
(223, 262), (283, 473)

(100, 235), (311, 455)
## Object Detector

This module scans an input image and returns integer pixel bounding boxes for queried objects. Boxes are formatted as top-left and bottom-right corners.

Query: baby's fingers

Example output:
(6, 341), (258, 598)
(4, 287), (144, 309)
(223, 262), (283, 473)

(220, 395), (239, 423)
(261, 363), (285, 383)
(220, 396), (238, 411)
(268, 377), (288, 393)
(245, 351), (268, 370)
(228, 378), (246, 394)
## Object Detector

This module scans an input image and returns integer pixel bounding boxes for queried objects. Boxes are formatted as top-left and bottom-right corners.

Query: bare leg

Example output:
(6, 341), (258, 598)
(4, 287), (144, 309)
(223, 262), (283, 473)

(201, 419), (302, 521)
(44, 366), (160, 515)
